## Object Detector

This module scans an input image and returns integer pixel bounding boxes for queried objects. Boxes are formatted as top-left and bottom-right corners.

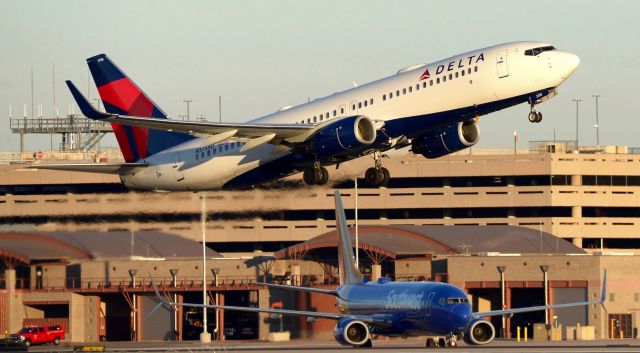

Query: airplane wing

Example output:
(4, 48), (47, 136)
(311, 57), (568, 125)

(473, 270), (606, 318)
(150, 286), (382, 324)
(66, 80), (320, 145)
(28, 162), (147, 174)
(253, 282), (339, 297)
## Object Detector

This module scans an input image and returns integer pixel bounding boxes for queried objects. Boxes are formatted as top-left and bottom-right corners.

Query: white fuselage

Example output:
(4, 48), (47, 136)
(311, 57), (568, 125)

(121, 41), (579, 191)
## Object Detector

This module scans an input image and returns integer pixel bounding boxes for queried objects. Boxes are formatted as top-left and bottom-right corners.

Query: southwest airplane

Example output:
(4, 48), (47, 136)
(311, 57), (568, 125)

(32, 42), (580, 190)
(153, 190), (606, 347)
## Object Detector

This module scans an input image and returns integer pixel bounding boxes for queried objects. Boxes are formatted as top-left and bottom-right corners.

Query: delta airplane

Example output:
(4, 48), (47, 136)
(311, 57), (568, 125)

(32, 42), (580, 190)
(153, 190), (605, 348)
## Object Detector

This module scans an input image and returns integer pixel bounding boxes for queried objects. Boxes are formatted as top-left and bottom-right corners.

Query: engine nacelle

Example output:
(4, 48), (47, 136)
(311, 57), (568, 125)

(310, 115), (377, 159)
(411, 120), (479, 159)
(333, 319), (370, 346)
(463, 319), (496, 345)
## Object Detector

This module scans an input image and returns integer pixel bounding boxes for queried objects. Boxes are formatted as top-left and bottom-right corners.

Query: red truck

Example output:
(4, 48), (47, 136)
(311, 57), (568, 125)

(9, 325), (65, 347)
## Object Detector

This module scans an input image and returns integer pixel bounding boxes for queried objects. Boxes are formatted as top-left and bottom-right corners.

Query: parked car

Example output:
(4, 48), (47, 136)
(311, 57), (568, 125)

(9, 325), (65, 347)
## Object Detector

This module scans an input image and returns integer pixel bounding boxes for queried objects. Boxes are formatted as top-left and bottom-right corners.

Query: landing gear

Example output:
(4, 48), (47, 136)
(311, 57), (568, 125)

(425, 335), (459, 348)
(361, 338), (373, 348)
(528, 106), (542, 123)
(364, 152), (390, 187)
(303, 163), (329, 186)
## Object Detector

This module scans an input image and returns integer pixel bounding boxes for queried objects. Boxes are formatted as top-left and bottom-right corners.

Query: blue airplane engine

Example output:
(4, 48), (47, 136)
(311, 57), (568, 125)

(310, 115), (377, 159)
(411, 119), (479, 159)
(333, 318), (370, 346)
(463, 318), (495, 345)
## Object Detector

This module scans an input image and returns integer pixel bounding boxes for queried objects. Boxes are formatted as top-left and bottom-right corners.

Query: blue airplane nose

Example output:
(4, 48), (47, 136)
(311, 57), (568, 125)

(451, 304), (472, 331)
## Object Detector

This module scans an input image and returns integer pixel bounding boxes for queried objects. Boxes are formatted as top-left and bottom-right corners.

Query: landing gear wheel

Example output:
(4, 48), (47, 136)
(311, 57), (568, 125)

(438, 338), (446, 347)
(379, 167), (390, 187)
(426, 338), (436, 348)
(365, 167), (380, 186)
(528, 111), (538, 123)
(303, 168), (317, 185)
(316, 167), (329, 185)
(535, 111), (543, 123)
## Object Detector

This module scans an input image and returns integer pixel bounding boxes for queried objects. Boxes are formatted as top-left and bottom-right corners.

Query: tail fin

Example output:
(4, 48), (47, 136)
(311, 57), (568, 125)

(86, 54), (193, 162)
(334, 190), (364, 285)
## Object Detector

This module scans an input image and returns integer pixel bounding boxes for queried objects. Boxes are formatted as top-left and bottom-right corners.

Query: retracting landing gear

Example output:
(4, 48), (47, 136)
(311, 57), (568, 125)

(528, 104), (543, 123)
(303, 162), (329, 186)
(364, 152), (390, 187)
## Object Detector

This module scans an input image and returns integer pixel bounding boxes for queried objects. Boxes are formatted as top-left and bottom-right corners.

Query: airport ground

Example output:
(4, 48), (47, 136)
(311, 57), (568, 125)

(23, 338), (640, 353)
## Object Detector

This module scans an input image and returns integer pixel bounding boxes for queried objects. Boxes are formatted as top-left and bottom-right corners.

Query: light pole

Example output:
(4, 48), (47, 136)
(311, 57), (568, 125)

(212, 268), (220, 340)
(200, 195), (211, 343)
(593, 94), (601, 151)
(184, 99), (193, 120)
(170, 269), (179, 340)
(497, 266), (507, 338)
(129, 269), (138, 341)
(572, 99), (582, 151)
(513, 130), (518, 155)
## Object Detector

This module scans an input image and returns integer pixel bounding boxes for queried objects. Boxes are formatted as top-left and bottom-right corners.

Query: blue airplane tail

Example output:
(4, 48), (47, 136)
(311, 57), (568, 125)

(334, 191), (364, 285)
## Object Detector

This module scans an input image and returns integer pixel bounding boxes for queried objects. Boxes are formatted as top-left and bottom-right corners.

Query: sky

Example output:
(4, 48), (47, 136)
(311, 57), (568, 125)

(1, 0), (639, 152)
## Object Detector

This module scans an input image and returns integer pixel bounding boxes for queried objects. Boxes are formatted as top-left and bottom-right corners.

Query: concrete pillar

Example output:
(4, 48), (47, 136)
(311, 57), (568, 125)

(291, 265), (301, 286)
(258, 288), (270, 341)
(371, 265), (382, 282)
(572, 238), (583, 248)
(572, 206), (582, 218)
(5, 269), (22, 333)
(571, 174), (581, 186)
(219, 293), (225, 341)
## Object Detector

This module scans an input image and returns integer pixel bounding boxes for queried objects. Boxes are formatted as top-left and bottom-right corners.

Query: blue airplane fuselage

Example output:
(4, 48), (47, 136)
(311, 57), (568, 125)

(336, 280), (471, 336)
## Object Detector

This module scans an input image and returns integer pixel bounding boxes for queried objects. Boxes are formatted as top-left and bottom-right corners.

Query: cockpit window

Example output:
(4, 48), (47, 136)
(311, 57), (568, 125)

(525, 46), (556, 56)
(447, 298), (469, 304)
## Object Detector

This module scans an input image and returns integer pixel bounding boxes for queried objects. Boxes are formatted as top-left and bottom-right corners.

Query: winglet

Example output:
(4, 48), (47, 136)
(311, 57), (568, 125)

(65, 80), (111, 120)
(149, 283), (170, 316)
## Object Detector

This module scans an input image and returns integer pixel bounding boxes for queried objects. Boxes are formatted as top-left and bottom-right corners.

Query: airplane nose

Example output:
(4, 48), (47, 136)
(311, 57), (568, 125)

(451, 304), (471, 330)
(560, 52), (580, 78)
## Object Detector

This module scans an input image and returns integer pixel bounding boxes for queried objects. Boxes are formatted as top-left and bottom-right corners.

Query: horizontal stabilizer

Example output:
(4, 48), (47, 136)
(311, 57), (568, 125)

(28, 162), (147, 174)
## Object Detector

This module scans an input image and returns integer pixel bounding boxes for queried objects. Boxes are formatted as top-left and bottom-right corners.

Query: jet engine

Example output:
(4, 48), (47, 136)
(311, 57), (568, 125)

(333, 319), (370, 346)
(463, 318), (496, 345)
(310, 115), (377, 159)
(411, 119), (479, 159)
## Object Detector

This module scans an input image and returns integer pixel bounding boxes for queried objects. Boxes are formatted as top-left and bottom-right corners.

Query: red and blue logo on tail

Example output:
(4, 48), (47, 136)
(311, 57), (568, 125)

(87, 54), (193, 162)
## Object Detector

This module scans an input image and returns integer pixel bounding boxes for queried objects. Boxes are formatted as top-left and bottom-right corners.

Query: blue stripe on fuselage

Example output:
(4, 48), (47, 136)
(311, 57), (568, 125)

(223, 89), (549, 189)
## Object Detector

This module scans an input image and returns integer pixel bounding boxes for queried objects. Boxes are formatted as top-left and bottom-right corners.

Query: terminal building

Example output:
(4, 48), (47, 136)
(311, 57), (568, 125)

(1, 145), (640, 342)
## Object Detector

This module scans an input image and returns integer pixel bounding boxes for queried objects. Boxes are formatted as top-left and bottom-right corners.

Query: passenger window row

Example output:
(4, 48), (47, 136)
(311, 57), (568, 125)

(195, 141), (246, 161)
(296, 64), (479, 124)
(383, 66), (478, 101)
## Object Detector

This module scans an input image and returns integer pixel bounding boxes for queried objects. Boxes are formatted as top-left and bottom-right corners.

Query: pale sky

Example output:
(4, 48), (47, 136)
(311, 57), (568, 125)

(1, 0), (639, 152)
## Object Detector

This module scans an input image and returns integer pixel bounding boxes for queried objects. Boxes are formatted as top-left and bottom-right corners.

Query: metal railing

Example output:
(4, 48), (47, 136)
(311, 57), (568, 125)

(16, 273), (448, 292)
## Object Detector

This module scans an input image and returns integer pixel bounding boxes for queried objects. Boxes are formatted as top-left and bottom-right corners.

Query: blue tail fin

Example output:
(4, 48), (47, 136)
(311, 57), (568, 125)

(334, 191), (364, 285)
